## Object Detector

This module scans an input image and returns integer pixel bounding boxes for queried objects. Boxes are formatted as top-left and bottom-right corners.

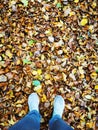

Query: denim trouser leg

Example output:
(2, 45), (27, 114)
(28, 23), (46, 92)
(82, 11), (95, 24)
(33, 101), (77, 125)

(49, 115), (74, 130)
(9, 110), (41, 130)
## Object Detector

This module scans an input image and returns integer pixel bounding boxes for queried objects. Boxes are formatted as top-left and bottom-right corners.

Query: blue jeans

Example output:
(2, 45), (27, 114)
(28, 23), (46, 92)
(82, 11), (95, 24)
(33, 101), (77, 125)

(9, 110), (73, 130)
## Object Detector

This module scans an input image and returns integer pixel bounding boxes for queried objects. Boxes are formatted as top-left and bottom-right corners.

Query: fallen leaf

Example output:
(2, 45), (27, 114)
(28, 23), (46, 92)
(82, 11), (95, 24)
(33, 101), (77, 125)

(56, 3), (62, 8)
(8, 118), (15, 125)
(5, 50), (13, 58)
(21, 0), (28, 6)
(74, 0), (79, 3)
(23, 59), (31, 65)
(32, 80), (41, 87)
(34, 85), (42, 93)
(85, 95), (92, 100)
(28, 39), (36, 46)
(80, 18), (88, 26)
(41, 94), (47, 102)
(95, 85), (98, 90)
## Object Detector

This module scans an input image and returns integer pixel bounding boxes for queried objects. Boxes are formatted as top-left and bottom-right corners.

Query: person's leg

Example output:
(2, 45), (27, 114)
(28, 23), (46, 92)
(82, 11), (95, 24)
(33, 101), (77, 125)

(49, 115), (73, 130)
(49, 95), (74, 130)
(9, 110), (41, 130)
(9, 93), (41, 130)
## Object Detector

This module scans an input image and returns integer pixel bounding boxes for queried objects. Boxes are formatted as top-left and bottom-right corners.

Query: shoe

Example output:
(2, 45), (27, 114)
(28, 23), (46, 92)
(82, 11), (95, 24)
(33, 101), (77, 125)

(53, 95), (65, 118)
(28, 93), (39, 112)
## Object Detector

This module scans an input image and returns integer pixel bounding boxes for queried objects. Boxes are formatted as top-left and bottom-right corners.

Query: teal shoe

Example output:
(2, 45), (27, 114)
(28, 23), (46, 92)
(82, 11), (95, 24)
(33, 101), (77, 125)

(53, 95), (65, 118)
(28, 93), (39, 112)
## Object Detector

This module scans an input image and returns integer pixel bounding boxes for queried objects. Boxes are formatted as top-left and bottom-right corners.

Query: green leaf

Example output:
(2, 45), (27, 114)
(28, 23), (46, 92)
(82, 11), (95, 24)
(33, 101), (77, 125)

(96, 69), (98, 73)
(23, 59), (31, 65)
(29, 52), (33, 56)
(21, 0), (28, 6)
(32, 80), (41, 87)
(79, 36), (84, 40)
(28, 40), (37, 46)
(56, 3), (62, 8)
(96, 41), (98, 45)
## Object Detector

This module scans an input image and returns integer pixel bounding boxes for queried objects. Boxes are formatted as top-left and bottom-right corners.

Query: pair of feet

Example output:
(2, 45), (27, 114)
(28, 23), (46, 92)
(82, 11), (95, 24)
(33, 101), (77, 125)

(28, 93), (65, 118)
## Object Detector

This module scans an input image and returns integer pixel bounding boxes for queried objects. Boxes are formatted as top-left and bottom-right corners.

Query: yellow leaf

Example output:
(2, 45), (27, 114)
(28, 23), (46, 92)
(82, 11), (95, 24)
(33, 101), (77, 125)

(80, 74), (85, 79)
(45, 74), (51, 80)
(90, 72), (97, 79)
(37, 69), (42, 75)
(74, 0), (79, 3)
(95, 85), (98, 90)
(43, 15), (49, 21)
(32, 70), (37, 75)
(80, 18), (88, 26)
(62, 73), (67, 81)
(89, 25), (93, 31)
(45, 80), (52, 85)
(16, 59), (21, 65)
(79, 67), (84, 74)
(69, 11), (75, 16)
(66, 104), (72, 110)
(19, 110), (26, 116)
(86, 122), (93, 128)
(45, 29), (52, 36)
(16, 104), (22, 107)
(41, 94), (47, 102)
(8, 118), (15, 125)
(55, 20), (63, 27)
(41, 55), (45, 60)
(34, 85), (42, 93)
(68, 97), (73, 102)
(92, 2), (97, 8)
(6, 50), (13, 58)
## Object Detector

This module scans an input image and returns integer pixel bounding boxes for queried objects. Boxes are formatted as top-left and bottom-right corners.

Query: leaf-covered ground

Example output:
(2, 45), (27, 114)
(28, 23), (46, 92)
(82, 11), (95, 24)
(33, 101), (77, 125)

(0, 0), (98, 130)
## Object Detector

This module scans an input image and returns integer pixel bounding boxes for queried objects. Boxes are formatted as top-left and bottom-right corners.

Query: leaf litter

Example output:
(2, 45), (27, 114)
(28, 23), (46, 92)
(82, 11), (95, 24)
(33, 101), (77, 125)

(0, 0), (98, 130)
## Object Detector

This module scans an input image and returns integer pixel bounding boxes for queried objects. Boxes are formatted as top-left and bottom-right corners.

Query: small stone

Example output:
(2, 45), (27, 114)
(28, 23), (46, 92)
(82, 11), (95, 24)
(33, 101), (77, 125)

(0, 75), (7, 82)
(48, 36), (54, 42)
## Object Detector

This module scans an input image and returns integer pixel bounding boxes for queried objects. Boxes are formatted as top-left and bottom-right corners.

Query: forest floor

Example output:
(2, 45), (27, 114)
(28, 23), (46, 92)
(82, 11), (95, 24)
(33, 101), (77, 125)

(0, 0), (98, 130)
